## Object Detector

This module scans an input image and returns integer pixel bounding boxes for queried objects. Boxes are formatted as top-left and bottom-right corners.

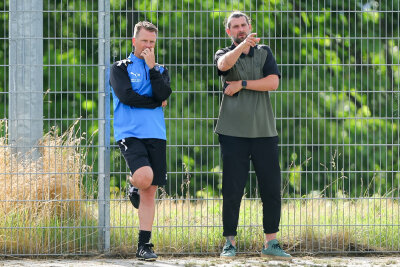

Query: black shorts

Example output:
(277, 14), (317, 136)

(117, 137), (167, 186)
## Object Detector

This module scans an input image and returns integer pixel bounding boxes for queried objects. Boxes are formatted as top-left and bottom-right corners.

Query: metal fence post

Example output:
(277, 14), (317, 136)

(98, 0), (111, 253)
(9, 0), (43, 160)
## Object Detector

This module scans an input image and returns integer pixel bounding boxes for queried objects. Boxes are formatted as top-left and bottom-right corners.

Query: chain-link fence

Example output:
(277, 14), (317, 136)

(0, 0), (399, 256)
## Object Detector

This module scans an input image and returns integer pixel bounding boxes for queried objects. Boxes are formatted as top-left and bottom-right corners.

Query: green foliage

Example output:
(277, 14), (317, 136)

(1, 0), (399, 199)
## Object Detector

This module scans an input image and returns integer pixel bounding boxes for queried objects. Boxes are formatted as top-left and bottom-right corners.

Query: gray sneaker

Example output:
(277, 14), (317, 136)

(220, 239), (237, 257)
(261, 239), (291, 260)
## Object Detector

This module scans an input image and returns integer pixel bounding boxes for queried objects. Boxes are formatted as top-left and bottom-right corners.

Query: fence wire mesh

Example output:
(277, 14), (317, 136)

(0, 0), (399, 256)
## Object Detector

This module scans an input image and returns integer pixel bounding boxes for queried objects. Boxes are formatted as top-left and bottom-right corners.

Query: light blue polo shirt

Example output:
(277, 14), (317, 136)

(112, 53), (166, 141)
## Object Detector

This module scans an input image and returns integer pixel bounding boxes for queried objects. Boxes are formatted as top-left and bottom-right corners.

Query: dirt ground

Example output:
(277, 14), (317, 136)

(1, 256), (400, 267)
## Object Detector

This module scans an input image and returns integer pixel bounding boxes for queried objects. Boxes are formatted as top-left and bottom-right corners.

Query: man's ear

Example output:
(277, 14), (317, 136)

(132, 37), (136, 47)
(226, 28), (231, 36)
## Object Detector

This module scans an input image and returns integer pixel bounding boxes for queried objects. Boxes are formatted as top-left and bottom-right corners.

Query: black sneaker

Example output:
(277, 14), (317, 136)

(128, 183), (140, 209)
(136, 243), (157, 261)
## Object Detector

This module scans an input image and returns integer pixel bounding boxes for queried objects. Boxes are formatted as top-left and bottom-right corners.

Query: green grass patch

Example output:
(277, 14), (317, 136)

(1, 120), (398, 255)
(109, 197), (400, 254)
(2, 196), (398, 254)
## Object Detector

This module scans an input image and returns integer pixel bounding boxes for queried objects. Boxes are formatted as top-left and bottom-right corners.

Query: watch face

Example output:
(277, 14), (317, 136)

(242, 80), (247, 87)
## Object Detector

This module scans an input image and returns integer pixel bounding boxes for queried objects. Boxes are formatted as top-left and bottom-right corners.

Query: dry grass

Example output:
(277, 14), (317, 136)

(0, 121), (96, 254)
(109, 197), (400, 255)
(0, 119), (398, 255)
(280, 197), (400, 253)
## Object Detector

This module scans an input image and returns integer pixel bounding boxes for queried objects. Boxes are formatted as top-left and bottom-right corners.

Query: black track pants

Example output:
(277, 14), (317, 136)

(218, 134), (282, 236)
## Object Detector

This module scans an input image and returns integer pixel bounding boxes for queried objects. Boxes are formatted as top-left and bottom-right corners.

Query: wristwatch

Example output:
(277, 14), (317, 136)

(241, 80), (247, 89)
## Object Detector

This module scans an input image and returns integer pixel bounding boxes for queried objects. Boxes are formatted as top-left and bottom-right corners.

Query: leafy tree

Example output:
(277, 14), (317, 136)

(0, 0), (398, 198)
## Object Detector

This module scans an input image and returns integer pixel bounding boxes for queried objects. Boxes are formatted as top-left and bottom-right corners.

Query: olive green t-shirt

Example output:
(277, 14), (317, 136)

(214, 44), (281, 138)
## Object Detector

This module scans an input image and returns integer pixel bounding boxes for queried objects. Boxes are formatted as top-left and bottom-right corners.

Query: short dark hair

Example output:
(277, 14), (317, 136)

(133, 21), (158, 38)
(224, 11), (251, 29)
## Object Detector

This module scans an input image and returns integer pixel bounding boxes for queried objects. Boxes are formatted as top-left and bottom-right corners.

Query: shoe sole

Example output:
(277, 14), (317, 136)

(260, 253), (292, 261)
(220, 255), (236, 258)
(138, 257), (157, 261)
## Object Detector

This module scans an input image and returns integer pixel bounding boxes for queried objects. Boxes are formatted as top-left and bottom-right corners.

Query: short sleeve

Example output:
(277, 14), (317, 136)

(214, 48), (230, 76)
(262, 46), (281, 79)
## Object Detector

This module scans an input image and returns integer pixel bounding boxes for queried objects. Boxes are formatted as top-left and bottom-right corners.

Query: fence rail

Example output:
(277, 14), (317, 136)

(0, 0), (399, 256)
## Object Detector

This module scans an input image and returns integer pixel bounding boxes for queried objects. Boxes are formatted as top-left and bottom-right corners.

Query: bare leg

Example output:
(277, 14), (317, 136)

(226, 236), (236, 246)
(129, 166), (153, 190)
(138, 185), (157, 230)
(129, 165), (157, 230)
(264, 232), (277, 248)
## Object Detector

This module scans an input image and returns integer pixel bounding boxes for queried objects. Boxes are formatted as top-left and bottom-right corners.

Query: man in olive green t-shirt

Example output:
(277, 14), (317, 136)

(215, 11), (291, 259)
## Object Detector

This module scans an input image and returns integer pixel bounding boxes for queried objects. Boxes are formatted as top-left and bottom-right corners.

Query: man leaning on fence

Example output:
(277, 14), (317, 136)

(214, 11), (291, 259)
(109, 21), (172, 261)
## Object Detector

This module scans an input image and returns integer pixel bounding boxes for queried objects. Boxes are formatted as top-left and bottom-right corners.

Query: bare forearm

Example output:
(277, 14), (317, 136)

(246, 75), (279, 92)
(217, 46), (244, 71)
(223, 75), (280, 96)
(217, 33), (259, 72)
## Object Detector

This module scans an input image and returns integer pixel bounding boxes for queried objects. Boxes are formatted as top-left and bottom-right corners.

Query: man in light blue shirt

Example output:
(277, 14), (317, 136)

(110, 21), (172, 261)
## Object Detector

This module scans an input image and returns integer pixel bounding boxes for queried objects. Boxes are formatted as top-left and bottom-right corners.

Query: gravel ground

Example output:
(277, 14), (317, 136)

(1, 256), (400, 267)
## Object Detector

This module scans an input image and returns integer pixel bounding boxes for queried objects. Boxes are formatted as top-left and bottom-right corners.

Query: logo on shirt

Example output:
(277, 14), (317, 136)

(117, 59), (131, 66)
(130, 72), (141, 82)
